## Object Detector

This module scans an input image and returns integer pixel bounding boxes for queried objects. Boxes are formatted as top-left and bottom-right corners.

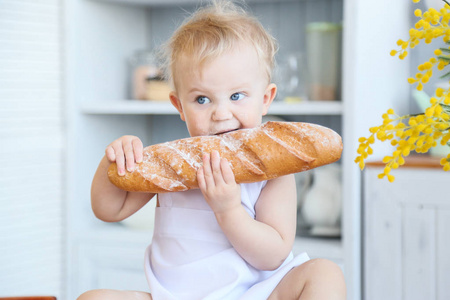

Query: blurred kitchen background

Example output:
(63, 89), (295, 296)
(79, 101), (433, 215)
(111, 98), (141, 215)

(1, 0), (450, 299)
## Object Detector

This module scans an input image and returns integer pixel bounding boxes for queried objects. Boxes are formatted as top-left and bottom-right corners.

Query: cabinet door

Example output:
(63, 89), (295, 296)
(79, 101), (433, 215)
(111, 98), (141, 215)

(364, 167), (450, 300)
(72, 240), (150, 298)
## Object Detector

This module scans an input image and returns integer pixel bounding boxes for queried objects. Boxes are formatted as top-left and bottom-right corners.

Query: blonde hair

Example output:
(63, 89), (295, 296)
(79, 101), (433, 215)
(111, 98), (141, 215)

(162, 0), (278, 88)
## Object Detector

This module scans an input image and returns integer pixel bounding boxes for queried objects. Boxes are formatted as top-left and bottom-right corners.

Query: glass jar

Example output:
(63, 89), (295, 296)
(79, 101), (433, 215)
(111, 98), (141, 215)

(274, 52), (308, 102)
(129, 50), (171, 101)
(306, 22), (342, 101)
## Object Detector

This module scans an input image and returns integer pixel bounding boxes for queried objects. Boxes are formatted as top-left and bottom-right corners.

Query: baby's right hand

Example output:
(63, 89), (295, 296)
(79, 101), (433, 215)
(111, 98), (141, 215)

(105, 135), (143, 176)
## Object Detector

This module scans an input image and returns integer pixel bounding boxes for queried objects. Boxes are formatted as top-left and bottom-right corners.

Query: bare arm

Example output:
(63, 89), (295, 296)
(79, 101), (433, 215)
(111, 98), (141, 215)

(198, 151), (297, 271)
(217, 176), (296, 270)
(91, 136), (155, 222)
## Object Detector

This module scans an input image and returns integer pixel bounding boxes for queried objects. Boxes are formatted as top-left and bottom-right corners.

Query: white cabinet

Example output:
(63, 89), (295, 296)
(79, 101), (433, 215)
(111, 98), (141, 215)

(65, 0), (412, 299)
(71, 228), (151, 297)
(364, 157), (450, 300)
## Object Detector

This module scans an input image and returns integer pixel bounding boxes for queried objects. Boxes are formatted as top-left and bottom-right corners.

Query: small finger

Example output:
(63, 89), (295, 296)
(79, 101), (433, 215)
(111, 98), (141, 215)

(123, 141), (136, 172)
(105, 146), (116, 162)
(221, 158), (236, 184)
(211, 150), (224, 184)
(197, 166), (206, 191)
(114, 146), (126, 176)
(202, 153), (215, 187)
(132, 138), (144, 163)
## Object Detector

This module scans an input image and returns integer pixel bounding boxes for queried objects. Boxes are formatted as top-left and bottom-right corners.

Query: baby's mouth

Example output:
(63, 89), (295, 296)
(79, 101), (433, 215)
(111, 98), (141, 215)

(214, 128), (239, 135)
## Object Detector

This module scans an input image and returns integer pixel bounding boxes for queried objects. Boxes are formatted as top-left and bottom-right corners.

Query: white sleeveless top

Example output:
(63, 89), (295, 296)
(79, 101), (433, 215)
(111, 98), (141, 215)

(144, 181), (309, 300)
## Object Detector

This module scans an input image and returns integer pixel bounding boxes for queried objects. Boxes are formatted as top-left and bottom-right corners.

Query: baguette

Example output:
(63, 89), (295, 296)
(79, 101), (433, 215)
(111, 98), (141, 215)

(107, 121), (343, 193)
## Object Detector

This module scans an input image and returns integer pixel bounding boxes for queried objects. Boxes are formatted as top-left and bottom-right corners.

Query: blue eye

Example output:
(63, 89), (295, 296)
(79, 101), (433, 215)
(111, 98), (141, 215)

(196, 96), (211, 104)
(230, 92), (245, 101)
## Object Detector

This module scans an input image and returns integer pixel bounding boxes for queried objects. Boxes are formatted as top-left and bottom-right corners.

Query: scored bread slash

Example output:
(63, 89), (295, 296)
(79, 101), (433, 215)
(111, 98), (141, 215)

(107, 121), (343, 193)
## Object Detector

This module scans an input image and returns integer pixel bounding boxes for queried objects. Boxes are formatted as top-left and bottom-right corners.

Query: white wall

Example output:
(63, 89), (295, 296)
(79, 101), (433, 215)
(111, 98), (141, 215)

(0, 0), (65, 298)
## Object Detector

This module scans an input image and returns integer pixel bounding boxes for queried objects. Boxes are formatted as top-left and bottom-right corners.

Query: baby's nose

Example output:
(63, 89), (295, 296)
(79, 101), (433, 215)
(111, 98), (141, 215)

(212, 102), (233, 121)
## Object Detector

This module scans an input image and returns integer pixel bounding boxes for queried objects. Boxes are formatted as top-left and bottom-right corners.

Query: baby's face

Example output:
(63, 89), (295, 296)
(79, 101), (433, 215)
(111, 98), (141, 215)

(169, 44), (276, 137)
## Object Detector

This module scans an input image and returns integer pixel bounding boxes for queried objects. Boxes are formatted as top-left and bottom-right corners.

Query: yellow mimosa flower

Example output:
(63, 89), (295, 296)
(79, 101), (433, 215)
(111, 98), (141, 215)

(357, 1), (450, 181)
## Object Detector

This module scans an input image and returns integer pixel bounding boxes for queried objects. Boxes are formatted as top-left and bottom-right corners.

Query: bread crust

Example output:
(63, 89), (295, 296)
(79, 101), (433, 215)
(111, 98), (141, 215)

(107, 121), (343, 193)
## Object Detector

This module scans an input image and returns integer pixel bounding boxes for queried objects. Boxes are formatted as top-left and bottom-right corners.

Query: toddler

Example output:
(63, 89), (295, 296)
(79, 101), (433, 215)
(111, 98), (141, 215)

(80, 1), (346, 299)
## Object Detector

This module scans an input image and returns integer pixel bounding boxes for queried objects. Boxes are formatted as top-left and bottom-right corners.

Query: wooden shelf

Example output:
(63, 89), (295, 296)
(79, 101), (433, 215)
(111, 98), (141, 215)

(366, 154), (443, 169)
(81, 100), (178, 115)
(269, 100), (343, 115)
(95, 0), (302, 7)
(81, 99), (343, 116)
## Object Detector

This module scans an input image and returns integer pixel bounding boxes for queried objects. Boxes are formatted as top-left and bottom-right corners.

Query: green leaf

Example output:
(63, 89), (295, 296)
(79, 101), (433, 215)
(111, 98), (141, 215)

(440, 48), (450, 54)
(440, 70), (450, 79)
(440, 103), (450, 113)
(438, 56), (450, 62)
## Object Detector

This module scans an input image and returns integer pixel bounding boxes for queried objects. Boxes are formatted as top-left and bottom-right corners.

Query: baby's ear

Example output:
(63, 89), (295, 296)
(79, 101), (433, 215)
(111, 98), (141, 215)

(169, 92), (186, 122)
(262, 83), (277, 116)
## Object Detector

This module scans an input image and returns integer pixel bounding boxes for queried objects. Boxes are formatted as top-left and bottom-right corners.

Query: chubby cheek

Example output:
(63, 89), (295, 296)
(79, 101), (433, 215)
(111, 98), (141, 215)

(238, 112), (263, 129)
(240, 100), (265, 126)
(179, 106), (205, 137)
(185, 118), (208, 137)
(188, 127), (207, 137)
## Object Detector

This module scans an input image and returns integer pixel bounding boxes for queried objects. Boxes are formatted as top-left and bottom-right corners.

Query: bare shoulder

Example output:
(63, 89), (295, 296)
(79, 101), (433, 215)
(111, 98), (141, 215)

(260, 174), (297, 197)
(255, 174), (297, 221)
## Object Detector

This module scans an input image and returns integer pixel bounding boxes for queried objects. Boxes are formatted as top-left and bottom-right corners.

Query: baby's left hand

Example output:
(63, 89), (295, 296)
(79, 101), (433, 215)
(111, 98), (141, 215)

(197, 150), (241, 214)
